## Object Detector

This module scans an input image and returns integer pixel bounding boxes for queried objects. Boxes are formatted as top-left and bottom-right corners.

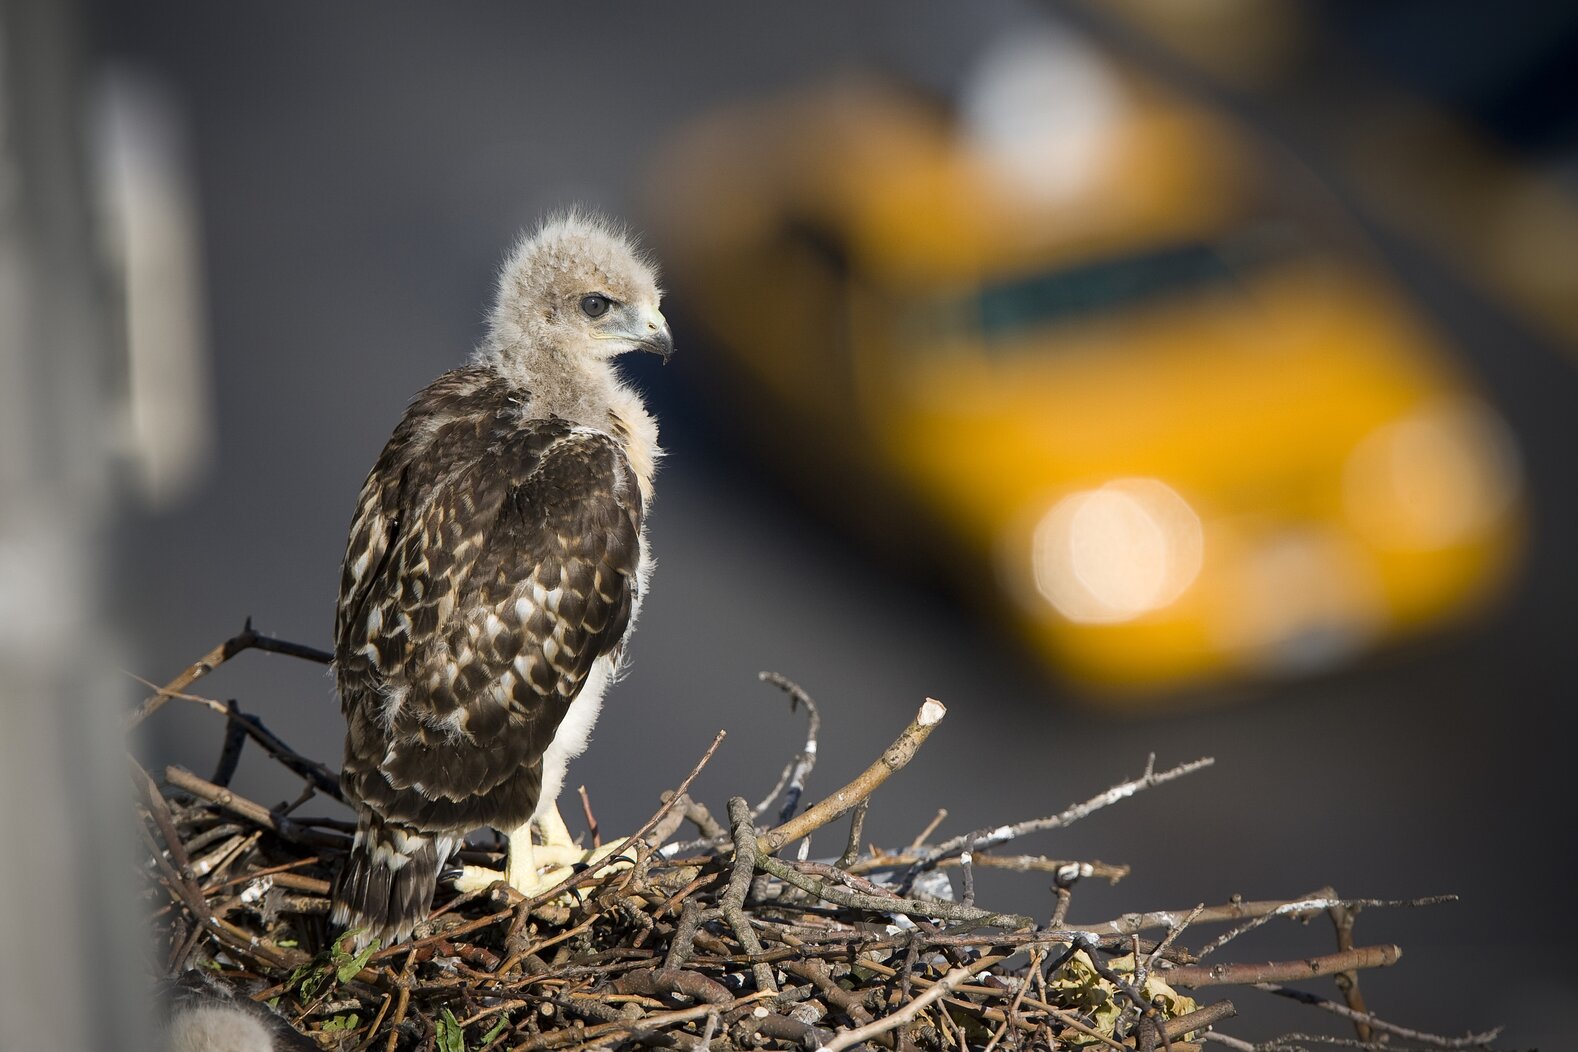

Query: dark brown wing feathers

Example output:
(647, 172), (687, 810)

(330, 367), (643, 943)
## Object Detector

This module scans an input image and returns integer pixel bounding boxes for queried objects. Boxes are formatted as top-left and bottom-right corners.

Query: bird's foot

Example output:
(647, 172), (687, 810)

(451, 862), (579, 900)
(533, 842), (599, 867)
(451, 865), (510, 895)
(505, 863), (577, 900)
(531, 804), (634, 875)
(558, 837), (636, 877)
(468, 841), (633, 900)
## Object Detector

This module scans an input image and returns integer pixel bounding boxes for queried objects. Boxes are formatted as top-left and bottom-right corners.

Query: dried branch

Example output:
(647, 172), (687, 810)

(129, 633), (1506, 1052)
(1083, 893), (1453, 938)
(759, 698), (945, 855)
(1166, 944), (1402, 987)
(723, 796), (777, 994)
(1326, 895), (1371, 1043)
(756, 671), (821, 826)
(163, 766), (344, 850)
(835, 799), (869, 870)
(755, 852), (1033, 928)
(128, 618), (332, 727)
(1258, 983), (1505, 1048)
(898, 755), (1214, 892)
(1165, 999), (1237, 1041)
(816, 957), (997, 1052)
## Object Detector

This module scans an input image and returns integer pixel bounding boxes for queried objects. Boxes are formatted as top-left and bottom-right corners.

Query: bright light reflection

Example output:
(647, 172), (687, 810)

(1343, 402), (1520, 550)
(1033, 479), (1203, 623)
(961, 27), (1124, 203)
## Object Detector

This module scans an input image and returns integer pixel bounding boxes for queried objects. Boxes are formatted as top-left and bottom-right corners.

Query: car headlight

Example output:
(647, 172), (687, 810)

(1031, 478), (1203, 623)
(1342, 400), (1520, 551)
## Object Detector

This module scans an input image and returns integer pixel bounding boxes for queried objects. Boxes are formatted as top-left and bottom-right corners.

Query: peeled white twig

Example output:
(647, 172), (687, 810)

(899, 755), (1214, 891)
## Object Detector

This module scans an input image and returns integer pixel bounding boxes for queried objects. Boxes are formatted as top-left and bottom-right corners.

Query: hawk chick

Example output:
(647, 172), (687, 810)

(331, 212), (670, 947)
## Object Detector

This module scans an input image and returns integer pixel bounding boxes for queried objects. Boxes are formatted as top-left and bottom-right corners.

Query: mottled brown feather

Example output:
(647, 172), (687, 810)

(330, 366), (644, 943)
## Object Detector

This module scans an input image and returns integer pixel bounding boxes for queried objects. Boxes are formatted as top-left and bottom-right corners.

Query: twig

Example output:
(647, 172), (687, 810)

(132, 758), (194, 876)
(759, 699), (946, 855)
(905, 852), (1128, 883)
(1083, 893), (1453, 937)
(135, 680), (342, 800)
(1326, 896), (1371, 1043)
(835, 800), (868, 870)
(380, 948), (418, 1052)
(1195, 895), (1455, 960)
(980, 949), (1039, 1052)
(910, 809), (948, 850)
(723, 797), (777, 994)
(757, 672), (821, 826)
(662, 899), (707, 971)
(1166, 944), (1402, 988)
(1165, 1000), (1237, 1041)
(751, 761), (797, 822)
(815, 957), (997, 1052)
(515, 992), (775, 1051)
(577, 785), (600, 849)
(899, 756), (1214, 892)
(1257, 983), (1504, 1048)
(755, 852), (1032, 928)
(211, 699), (249, 787)
(163, 766), (345, 849)
(128, 618), (332, 727)
(1142, 903), (1205, 989)
(613, 967), (733, 1006)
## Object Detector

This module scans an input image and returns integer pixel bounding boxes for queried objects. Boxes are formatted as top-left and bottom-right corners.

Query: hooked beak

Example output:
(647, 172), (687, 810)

(606, 306), (674, 363)
(637, 312), (674, 364)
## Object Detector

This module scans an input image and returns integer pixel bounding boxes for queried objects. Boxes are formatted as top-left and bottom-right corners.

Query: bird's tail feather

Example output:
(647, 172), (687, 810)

(332, 815), (455, 950)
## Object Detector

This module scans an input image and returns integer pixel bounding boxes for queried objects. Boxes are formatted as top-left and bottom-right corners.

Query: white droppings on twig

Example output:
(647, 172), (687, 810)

(240, 876), (273, 905)
(918, 698), (946, 726)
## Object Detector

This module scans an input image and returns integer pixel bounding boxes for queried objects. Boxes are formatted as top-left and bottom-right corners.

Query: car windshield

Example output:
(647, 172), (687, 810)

(914, 223), (1308, 345)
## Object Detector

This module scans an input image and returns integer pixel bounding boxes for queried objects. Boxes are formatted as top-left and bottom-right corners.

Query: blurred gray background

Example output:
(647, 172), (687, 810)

(35, 0), (1577, 1045)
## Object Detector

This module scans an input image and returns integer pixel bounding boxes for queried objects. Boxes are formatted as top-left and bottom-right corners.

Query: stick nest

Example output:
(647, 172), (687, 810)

(133, 625), (1506, 1052)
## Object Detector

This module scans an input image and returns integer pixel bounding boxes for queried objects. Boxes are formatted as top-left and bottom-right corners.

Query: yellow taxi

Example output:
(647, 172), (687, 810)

(647, 43), (1523, 696)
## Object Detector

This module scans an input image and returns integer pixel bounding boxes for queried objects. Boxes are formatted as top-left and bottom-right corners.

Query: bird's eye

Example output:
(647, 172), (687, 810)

(580, 294), (612, 318)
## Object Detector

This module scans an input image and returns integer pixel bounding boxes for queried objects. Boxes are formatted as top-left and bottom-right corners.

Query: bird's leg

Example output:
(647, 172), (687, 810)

(452, 800), (640, 896)
(531, 801), (634, 876)
(503, 818), (573, 898)
(452, 819), (569, 896)
(531, 802), (584, 866)
(536, 802), (576, 849)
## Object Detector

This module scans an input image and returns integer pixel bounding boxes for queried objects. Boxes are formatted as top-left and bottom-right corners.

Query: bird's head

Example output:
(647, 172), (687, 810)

(488, 211), (673, 368)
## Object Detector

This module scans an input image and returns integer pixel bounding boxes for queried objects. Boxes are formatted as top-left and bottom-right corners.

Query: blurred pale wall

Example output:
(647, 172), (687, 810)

(0, 0), (149, 1047)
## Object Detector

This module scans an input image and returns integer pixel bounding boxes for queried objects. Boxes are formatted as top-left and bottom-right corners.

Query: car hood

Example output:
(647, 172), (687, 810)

(878, 265), (1476, 536)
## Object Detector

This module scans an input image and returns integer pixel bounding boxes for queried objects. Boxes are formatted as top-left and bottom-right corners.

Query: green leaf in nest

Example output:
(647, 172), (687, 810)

(436, 1007), (467, 1052)
(321, 1012), (360, 1033)
(286, 958), (325, 1001)
(335, 938), (380, 983)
